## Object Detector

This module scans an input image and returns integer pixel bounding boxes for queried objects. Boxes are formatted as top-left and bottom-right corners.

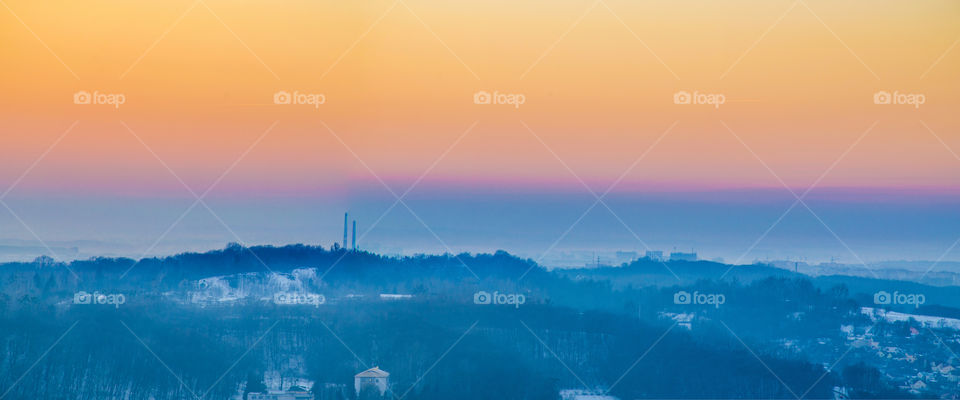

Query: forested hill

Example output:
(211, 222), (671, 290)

(2, 243), (544, 287)
(6, 243), (960, 315)
(563, 257), (960, 312)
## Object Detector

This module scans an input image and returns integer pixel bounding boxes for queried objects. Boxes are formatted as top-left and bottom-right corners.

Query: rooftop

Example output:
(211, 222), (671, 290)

(355, 366), (389, 378)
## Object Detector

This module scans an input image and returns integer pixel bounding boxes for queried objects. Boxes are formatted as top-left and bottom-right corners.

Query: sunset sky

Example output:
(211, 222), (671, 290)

(0, 0), (958, 262)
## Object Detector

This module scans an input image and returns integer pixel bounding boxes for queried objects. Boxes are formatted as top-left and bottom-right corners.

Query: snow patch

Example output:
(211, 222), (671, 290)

(861, 307), (960, 330)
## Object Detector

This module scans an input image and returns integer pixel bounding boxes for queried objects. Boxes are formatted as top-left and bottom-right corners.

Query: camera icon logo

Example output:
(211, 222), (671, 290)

(274, 91), (292, 105)
(874, 290), (891, 305)
(473, 91), (492, 105)
(74, 91), (92, 105)
(673, 91), (692, 105)
(73, 291), (91, 304)
(473, 291), (491, 304)
(673, 290), (691, 305)
(873, 91), (892, 105)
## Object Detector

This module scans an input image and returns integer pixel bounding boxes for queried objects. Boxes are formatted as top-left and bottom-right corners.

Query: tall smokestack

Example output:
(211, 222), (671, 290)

(343, 213), (349, 250)
(352, 220), (357, 250)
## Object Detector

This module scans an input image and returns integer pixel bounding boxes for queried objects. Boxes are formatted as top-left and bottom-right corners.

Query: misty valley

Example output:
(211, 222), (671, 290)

(2, 244), (959, 399)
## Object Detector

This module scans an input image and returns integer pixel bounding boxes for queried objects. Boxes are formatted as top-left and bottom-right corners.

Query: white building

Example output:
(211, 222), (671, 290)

(354, 367), (389, 397)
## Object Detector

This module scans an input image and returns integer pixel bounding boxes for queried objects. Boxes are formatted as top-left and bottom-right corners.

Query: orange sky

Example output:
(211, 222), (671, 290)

(1, 0), (958, 197)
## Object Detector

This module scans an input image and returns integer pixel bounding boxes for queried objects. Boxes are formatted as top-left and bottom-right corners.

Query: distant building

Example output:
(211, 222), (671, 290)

(645, 251), (664, 261)
(669, 252), (697, 262)
(355, 367), (389, 396)
(615, 251), (638, 261)
(248, 386), (312, 400)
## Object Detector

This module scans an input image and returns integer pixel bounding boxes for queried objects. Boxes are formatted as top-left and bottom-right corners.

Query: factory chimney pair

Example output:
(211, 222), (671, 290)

(343, 213), (357, 251)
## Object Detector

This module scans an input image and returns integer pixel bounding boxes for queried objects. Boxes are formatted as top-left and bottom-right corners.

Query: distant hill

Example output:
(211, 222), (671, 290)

(560, 257), (960, 313)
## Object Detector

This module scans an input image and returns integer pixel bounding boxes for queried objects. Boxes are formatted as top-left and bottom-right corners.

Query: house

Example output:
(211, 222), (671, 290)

(354, 367), (389, 396)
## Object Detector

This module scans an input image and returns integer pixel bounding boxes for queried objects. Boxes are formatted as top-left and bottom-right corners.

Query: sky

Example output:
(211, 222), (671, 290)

(0, 0), (958, 265)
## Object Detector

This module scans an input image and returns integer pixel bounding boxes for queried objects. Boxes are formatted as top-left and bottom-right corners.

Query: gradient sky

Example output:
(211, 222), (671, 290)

(0, 0), (958, 263)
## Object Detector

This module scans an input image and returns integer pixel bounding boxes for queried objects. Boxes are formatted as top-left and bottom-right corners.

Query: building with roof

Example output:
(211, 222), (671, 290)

(354, 367), (389, 397)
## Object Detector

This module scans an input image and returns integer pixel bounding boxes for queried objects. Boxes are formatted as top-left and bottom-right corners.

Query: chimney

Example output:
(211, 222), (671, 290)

(352, 220), (357, 250)
(343, 213), (349, 249)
